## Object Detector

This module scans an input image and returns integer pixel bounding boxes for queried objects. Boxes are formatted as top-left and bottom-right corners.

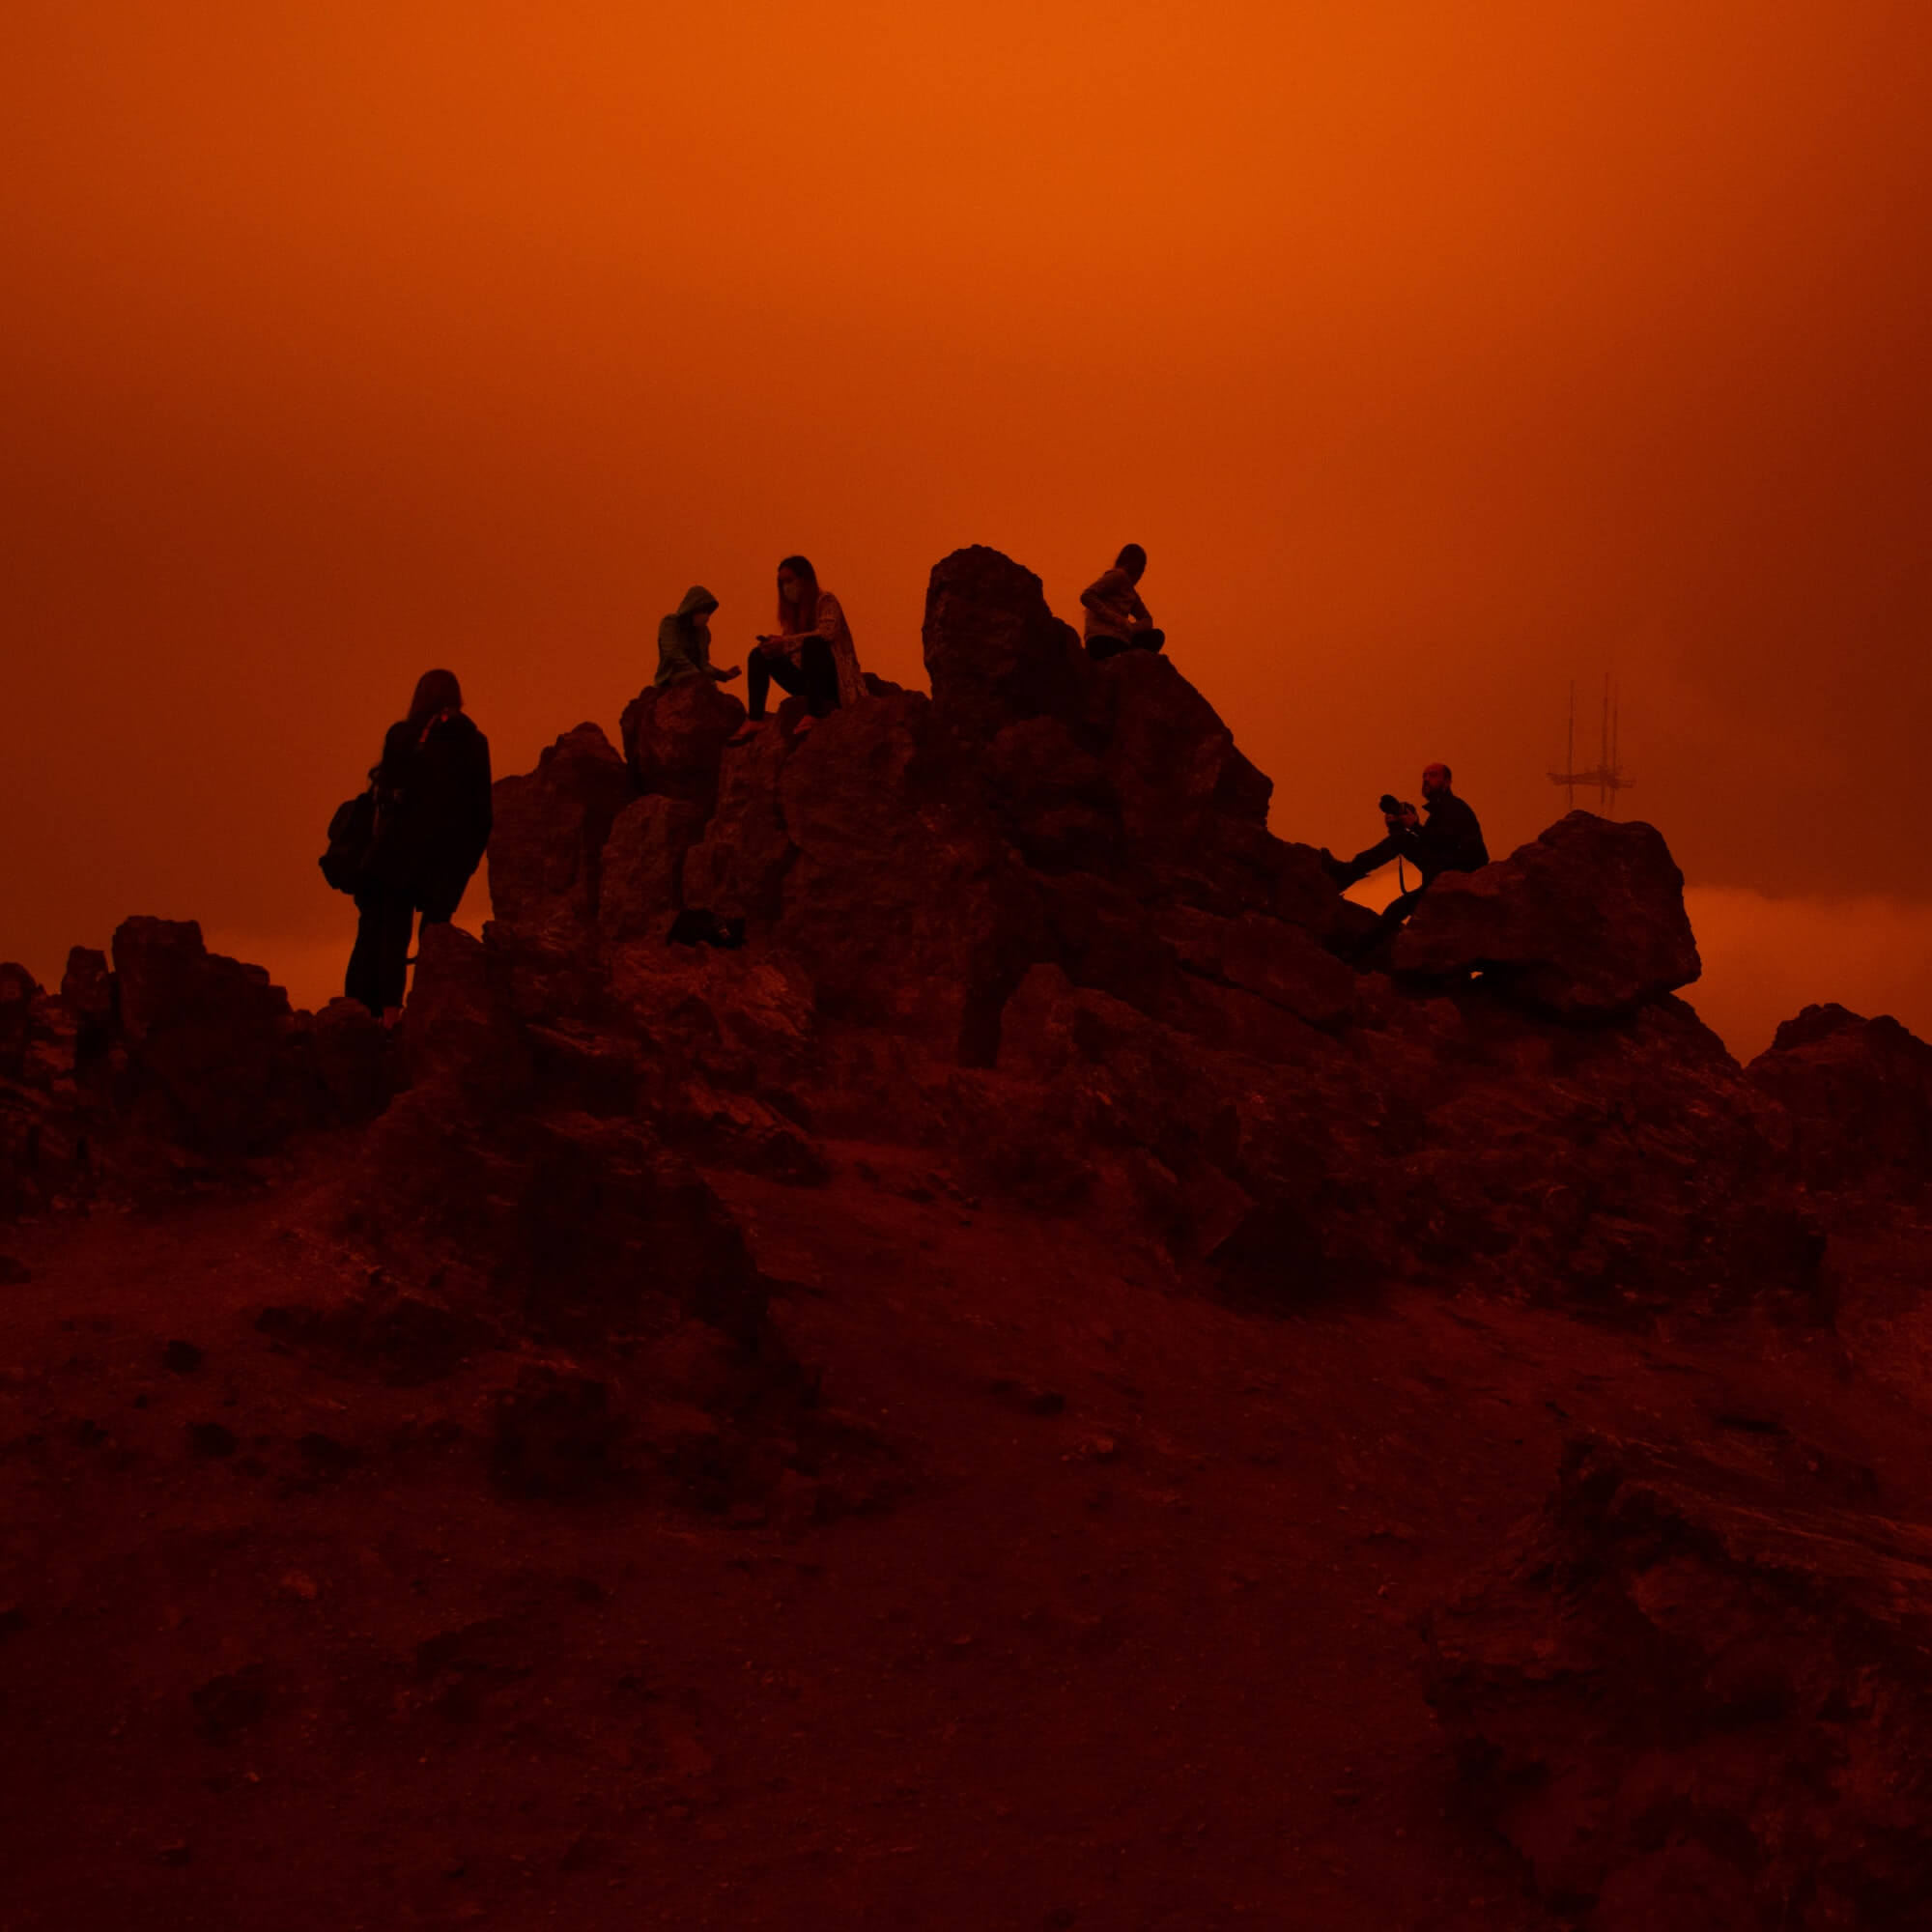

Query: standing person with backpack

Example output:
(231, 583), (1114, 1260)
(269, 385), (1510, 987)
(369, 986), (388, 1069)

(342, 669), (493, 1021)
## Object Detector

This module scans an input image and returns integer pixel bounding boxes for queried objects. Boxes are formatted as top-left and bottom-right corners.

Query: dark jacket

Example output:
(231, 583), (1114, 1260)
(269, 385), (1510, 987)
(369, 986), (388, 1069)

(1401, 791), (1488, 884)
(367, 711), (493, 900)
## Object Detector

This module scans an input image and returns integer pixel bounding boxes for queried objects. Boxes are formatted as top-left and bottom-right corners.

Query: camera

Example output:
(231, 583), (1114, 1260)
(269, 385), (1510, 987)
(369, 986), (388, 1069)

(1378, 794), (1415, 819)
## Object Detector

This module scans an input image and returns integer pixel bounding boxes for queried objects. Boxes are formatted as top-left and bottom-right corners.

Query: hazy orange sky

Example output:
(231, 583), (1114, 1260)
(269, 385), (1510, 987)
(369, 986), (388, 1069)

(6, 1), (1930, 1054)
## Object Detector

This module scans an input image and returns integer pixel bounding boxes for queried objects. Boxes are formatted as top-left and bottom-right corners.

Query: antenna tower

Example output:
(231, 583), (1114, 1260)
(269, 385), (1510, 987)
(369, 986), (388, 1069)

(1548, 676), (1635, 815)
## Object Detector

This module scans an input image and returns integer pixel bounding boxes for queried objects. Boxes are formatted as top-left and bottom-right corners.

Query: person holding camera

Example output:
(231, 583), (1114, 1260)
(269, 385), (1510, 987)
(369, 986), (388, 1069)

(1321, 762), (1489, 940)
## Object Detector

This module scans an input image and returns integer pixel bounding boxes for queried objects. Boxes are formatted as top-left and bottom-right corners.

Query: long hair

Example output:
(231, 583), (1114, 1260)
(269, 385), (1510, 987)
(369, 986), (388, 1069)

(776, 554), (821, 636)
(1115, 543), (1147, 575)
(408, 668), (463, 728)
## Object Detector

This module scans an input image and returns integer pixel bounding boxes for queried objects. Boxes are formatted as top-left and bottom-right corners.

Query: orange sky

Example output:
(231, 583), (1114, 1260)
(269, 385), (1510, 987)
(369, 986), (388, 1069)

(5, 1), (1930, 1054)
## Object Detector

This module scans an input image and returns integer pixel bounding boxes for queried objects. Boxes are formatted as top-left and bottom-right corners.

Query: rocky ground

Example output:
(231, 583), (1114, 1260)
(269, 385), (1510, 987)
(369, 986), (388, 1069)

(6, 547), (1932, 1928)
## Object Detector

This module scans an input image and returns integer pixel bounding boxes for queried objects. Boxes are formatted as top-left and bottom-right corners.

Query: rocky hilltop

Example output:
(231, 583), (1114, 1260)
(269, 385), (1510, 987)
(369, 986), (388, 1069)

(5, 548), (1932, 1930)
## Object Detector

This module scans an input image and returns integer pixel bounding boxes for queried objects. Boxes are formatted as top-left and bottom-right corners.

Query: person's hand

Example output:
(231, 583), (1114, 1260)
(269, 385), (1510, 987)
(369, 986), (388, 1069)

(1395, 805), (1419, 829)
(714, 665), (742, 682)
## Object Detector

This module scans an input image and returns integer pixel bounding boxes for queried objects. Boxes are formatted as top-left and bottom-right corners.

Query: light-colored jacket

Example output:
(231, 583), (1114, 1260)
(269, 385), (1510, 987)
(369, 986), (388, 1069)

(774, 590), (867, 708)
(1080, 566), (1154, 643)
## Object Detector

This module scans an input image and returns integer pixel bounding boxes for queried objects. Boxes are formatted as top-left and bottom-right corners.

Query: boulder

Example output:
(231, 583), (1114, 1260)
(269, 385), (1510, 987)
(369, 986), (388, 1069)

(59, 947), (115, 1053)
(983, 716), (1122, 875)
(306, 998), (390, 1124)
(679, 723), (798, 923)
(1391, 812), (1700, 1018)
(1154, 905), (1356, 1032)
(921, 545), (1095, 750)
(618, 676), (746, 811)
(402, 923), (533, 1103)
(1747, 1003), (1932, 1192)
(0, 964), (36, 1080)
(774, 691), (1047, 1065)
(1427, 1433), (1932, 1929)
(487, 724), (634, 944)
(598, 795), (708, 943)
(110, 919), (297, 1153)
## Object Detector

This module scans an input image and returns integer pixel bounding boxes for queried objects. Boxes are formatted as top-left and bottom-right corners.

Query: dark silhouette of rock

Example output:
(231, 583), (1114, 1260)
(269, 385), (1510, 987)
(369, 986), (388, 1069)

(1748, 1003), (1932, 1193)
(599, 795), (708, 942)
(399, 923), (533, 1104)
(488, 724), (634, 944)
(774, 691), (1046, 1065)
(0, 964), (35, 1081)
(618, 675), (746, 811)
(111, 918), (298, 1154)
(679, 723), (797, 924)
(922, 545), (1093, 751)
(1392, 812), (1700, 1016)
(304, 997), (389, 1124)
(1428, 1433), (1932, 1929)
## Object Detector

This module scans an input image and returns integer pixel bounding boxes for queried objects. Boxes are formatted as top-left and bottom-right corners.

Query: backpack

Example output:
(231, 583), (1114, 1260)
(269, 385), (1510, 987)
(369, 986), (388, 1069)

(319, 783), (380, 894)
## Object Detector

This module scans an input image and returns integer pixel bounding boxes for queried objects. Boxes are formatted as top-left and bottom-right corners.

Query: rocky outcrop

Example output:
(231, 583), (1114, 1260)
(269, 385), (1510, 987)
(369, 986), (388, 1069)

(1748, 1003), (1932, 1195)
(619, 675), (747, 811)
(1427, 1433), (1932, 1929)
(598, 795), (708, 942)
(1392, 812), (1700, 1016)
(487, 723), (633, 946)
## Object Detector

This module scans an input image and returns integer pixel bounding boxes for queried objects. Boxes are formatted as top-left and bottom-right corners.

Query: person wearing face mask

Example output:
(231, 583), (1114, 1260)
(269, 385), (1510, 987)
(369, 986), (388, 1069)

(739, 554), (865, 734)
(654, 585), (741, 688)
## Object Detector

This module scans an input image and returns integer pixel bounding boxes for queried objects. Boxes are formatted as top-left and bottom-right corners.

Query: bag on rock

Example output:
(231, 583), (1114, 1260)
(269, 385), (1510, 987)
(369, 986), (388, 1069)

(320, 785), (380, 894)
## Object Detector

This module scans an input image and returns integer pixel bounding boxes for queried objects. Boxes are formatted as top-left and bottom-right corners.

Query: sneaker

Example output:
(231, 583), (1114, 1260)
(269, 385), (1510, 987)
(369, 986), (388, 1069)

(727, 717), (770, 748)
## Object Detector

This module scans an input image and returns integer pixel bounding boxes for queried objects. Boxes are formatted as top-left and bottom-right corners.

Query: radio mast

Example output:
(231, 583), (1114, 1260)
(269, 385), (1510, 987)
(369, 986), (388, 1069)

(1548, 676), (1635, 815)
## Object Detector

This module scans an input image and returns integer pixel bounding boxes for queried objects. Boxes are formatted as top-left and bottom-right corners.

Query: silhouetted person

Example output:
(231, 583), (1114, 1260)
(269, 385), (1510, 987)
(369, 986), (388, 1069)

(1321, 762), (1488, 948)
(654, 585), (741, 688)
(738, 555), (864, 737)
(345, 669), (493, 1021)
(1080, 543), (1165, 660)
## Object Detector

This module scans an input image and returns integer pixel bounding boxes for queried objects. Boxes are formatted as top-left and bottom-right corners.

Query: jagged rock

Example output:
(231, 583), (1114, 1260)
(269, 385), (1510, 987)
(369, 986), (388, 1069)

(922, 545), (1094, 750)
(1748, 1004), (1932, 1193)
(1427, 1433), (1932, 1929)
(0, 965), (36, 1080)
(110, 918), (298, 1154)
(1102, 651), (1270, 853)
(774, 691), (1046, 1065)
(306, 998), (389, 1123)
(1155, 905), (1356, 1032)
(983, 717), (1122, 875)
(618, 676), (746, 810)
(487, 724), (634, 943)
(680, 723), (798, 923)
(598, 795), (708, 943)
(1392, 812), (1700, 1017)
(402, 923), (533, 1103)
(58, 948), (114, 1052)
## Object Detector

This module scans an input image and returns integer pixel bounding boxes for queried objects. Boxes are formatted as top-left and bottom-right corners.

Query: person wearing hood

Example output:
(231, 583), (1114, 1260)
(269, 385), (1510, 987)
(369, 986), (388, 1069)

(738, 554), (865, 734)
(654, 585), (741, 688)
(345, 668), (493, 1021)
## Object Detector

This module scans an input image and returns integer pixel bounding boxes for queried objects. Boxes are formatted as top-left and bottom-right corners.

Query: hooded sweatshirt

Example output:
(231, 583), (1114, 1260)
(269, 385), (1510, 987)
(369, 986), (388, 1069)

(654, 586), (722, 686)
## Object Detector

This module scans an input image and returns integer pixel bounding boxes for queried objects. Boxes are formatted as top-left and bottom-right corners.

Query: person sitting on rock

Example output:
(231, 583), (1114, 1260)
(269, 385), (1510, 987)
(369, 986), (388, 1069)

(654, 585), (740, 689)
(346, 668), (493, 1023)
(1080, 543), (1165, 660)
(738, 554), (865, 735)
(1321, 763), (1489, 943)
